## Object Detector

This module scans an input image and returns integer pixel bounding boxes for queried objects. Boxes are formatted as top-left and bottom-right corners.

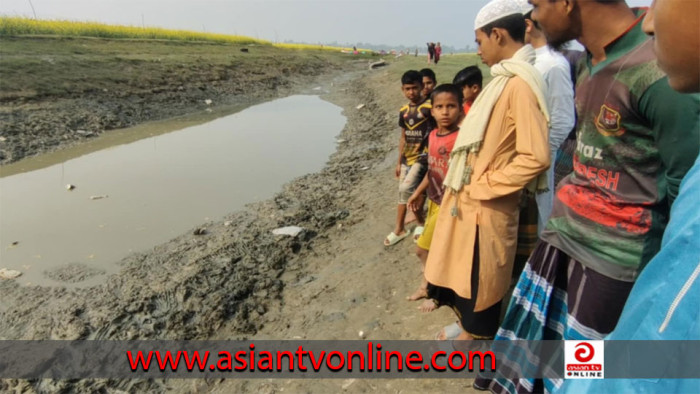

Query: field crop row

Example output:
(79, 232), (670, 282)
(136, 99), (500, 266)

(0, 17), (370, 52)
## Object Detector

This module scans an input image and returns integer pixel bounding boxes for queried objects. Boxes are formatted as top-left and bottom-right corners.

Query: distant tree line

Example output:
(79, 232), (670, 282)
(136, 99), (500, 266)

(282, 39), (475, 54)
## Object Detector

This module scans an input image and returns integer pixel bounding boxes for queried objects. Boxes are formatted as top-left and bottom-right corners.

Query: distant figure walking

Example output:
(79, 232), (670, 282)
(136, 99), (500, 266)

(426, 42), (434, 64)
(434, 42), (442, 64)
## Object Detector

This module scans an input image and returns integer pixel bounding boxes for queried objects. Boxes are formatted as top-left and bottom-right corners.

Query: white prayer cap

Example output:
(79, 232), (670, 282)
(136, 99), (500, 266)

(515, 0), (534, 15)
(474, 0), (525, 30)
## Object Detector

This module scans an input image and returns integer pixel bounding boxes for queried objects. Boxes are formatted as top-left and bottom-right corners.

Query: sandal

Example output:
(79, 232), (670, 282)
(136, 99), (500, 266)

(413, 226), (424, 243)
(384, 231), (410, 246)
(435, 322), (462, 340)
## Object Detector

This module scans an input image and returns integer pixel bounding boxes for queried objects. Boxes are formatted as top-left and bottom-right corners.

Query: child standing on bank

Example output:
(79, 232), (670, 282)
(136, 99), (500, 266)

(384, 70), (434, 246)
(402, 67), (437, 228)
(420, 68), (437, 101)
(406, 84), (463, 304)
(452, 65), (483, 114)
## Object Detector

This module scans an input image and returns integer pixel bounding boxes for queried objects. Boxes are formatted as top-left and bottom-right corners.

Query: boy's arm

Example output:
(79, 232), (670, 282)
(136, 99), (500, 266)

(396, 128), (406, 178)
(407, 173), (430, 212)
(639, 77), (700, 207)
(469, 79), (550, 200)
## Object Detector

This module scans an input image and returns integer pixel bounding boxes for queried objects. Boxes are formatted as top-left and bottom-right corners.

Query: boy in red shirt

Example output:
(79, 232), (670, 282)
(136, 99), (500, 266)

(406, 84), (464, 306)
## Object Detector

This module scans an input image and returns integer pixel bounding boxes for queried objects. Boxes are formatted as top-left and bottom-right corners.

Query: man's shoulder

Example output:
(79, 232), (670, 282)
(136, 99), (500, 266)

(501, 77), (543, 107)
(601, 39), (665, 98)
(624, 61), (667, 100)
(504, 76), (534, 93)
(550, 51), (572, 72)
(535, 48), (570, 73)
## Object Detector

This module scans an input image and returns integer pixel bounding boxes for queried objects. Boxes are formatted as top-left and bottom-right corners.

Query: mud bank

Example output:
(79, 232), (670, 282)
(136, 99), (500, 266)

(0, 37), (367, 164)
(1, 48), (480, 392)
(0, 69), (399, 392)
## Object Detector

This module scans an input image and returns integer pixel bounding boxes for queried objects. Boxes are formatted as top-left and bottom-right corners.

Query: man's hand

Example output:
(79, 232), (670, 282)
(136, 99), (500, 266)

(395, 163), (402, 179)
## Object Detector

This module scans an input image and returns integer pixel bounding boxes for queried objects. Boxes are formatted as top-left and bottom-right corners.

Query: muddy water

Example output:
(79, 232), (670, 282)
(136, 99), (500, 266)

(0, 95), (345, 287)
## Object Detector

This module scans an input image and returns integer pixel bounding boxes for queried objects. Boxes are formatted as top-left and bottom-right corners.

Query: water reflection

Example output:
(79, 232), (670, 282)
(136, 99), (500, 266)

(0, 95), (345, 287)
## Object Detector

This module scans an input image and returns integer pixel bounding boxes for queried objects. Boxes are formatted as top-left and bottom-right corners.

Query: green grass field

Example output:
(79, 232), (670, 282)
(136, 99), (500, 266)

(0, 16), (385, 101)
(0, 16), (481, 103)
(0, 35), (375, 101)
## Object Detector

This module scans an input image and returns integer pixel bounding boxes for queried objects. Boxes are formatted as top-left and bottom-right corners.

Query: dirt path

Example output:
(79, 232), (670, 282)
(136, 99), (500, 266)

(1, 46), (479, 393)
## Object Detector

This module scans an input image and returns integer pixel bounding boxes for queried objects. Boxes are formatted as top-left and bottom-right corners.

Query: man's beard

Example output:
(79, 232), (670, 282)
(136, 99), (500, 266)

(544, 31), (573, 53)
(547, 40), (568, 52)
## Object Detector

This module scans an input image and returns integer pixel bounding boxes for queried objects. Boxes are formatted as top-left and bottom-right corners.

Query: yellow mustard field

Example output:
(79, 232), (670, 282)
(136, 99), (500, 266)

(0, 16), (266, 44)
(0, 17), (371, 52)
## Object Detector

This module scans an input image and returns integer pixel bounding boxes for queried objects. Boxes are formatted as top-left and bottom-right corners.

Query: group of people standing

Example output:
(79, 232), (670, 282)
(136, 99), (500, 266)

(426, 42), (442, 64)
(387, 0), (699, 393)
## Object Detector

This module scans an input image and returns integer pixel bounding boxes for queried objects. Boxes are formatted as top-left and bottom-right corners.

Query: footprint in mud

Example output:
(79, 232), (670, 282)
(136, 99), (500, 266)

(44, 263), (105, 283)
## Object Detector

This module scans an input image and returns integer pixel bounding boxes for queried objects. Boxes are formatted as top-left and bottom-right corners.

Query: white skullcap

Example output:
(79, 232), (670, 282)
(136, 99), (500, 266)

(514, 0), (534, 15)
(474, 0), (525, 30)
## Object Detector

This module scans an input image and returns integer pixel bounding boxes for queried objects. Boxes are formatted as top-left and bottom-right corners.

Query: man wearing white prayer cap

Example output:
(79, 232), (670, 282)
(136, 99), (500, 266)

(424, 0), (550, 341)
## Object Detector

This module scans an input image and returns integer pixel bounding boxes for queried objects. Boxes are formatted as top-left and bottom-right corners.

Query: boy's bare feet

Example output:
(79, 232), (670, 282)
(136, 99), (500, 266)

(418, 299), (437, 312)
(406, 287), (427, 301)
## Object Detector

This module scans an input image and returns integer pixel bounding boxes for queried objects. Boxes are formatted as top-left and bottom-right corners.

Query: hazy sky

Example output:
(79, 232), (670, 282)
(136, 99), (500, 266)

(1, 0), (651, 49)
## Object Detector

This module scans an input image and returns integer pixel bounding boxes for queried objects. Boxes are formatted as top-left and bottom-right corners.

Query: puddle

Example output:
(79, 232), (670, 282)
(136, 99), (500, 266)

(0, 95), (345, 287)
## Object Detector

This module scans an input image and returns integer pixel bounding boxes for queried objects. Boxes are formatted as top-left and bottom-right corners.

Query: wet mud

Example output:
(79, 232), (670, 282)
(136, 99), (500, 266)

(1, 53), (478, 392)
(0, 62), (400, 392)
(0, 44), (344, 165)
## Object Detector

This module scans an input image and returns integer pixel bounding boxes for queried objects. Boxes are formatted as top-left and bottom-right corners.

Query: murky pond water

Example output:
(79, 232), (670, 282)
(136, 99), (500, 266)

(0, 95), (345, 287)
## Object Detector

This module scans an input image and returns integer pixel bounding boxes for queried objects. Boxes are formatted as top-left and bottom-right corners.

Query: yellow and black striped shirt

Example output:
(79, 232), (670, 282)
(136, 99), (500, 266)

(398, 98), (434, 165)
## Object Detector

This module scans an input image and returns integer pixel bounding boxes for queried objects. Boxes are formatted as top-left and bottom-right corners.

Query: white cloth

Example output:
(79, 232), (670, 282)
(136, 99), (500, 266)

(474, 0), (524, 30)
(534, 46), (575, 153)
(533, 45), (576, 234)
(515, 0), (533, 14)
(444, 44), (550, 194)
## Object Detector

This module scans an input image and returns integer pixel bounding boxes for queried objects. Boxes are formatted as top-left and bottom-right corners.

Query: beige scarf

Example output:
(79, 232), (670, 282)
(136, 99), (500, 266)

(443, 45), (550, 199)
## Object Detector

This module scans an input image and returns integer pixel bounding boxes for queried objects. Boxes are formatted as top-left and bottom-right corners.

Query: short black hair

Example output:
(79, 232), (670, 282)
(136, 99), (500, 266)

(480, 13), (526, 43)
(523, 10), (543, 30)
(453, 66), (483, 89)
(401, 70), (423, 85)
(431, 84), (464, 106)
(419, 68), (437, 83)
